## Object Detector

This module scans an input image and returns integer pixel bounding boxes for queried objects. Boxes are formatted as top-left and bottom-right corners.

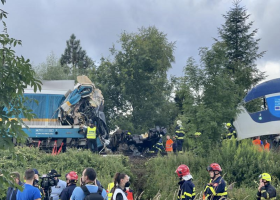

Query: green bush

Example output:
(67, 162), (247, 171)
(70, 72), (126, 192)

(1, 141), (280, 200)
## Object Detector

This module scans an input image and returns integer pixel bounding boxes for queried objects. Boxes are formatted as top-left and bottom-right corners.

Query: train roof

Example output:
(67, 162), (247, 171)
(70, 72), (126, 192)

(25, 80), (75, 95)
(244, 78), (280, 103)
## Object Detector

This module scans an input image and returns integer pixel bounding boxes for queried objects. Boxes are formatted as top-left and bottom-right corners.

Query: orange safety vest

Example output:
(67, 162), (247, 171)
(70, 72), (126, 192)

(264, 143), (270, 151)
(252, 139), (263, 151)
(252, 139), (262, 146)
(126, 190), (134, 200)
(165, 139), (173, 152)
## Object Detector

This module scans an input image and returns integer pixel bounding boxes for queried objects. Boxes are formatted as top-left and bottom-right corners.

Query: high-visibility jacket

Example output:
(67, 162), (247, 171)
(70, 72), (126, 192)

(203, 176), (227, 200)
(252, 139), (262, 146)
(165, 139), (173, 152)
(264, 143), (270, 151)
(257, 183), (276, 200)
(107, 182), (114, 200)
(87, 127), (97, 139)
(252, 139), (263, 151)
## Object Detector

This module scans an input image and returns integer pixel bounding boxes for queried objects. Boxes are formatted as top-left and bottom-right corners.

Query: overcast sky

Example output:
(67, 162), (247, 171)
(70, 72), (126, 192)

(3, 0), (280, 81)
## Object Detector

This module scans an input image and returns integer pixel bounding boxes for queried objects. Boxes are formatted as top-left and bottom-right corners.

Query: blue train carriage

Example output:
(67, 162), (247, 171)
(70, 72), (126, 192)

(233, 78), (280, 140)
(22, 79), (102, 152)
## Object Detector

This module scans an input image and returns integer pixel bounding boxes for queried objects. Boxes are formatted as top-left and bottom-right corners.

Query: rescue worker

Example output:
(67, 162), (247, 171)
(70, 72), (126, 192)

(175, 126), (185, 154)
(165, 135), (173, 153)
(175, 164), (196, 200)
(107, 182), (114, 200)
(204, 163), (227, 200)
(252, 136), (264, 151)
(87, 120), (98, 153)
(257, 173), (276, 200)
(60, 171), (78, 200)
(264, 140), (270, 151)
(194, 132), (201, 138)
(226, 123), (236, 139)
(148, 136), (165, 153)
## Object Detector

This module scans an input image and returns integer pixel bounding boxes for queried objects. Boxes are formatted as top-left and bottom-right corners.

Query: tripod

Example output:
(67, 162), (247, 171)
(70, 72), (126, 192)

(43, 187), (53, 200)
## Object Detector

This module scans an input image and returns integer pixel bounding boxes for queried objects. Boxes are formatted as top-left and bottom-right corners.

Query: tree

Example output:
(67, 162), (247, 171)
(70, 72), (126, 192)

(60, 34), (93, 74)
(175, 1), (266, 153)
(34, 52), (71, 80)
(0, 0), (41, 196)
(94, 27), (177, 133)
(217, 0), (266, 90)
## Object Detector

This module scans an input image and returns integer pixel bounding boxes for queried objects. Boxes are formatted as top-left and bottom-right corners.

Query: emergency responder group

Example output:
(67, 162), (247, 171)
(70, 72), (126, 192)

(175, 163), (276, 200)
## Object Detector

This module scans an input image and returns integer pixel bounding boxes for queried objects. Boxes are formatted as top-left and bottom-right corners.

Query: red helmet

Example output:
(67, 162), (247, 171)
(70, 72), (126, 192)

(175, 164), (190, 177)
(207, 163), (222, 172)
(66, 171), (78, 181)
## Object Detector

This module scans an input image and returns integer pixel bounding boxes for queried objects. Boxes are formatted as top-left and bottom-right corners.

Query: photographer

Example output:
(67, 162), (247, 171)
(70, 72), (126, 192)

(70, 167), (107, 199)
(60, 171), (78, 200)
(48, 169), (66, 200)
(16, 169), (41, 200)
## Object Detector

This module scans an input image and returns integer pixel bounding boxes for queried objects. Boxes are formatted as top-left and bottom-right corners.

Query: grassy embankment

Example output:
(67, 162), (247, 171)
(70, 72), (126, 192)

(1, 140), (280, 200)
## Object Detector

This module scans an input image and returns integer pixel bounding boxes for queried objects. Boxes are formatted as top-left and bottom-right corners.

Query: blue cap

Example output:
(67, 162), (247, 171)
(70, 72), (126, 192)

(33, 169), (40, 175)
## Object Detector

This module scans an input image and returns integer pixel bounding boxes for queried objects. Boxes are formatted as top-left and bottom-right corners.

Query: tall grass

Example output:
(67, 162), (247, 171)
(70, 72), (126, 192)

(1, 140), (280, 200)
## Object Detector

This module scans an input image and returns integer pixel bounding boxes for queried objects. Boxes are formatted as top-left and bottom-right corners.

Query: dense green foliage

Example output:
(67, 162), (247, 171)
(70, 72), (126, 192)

(0, 0), (41, 193)
(2, 142), (280, 200)
(93, 26), (178, 133)
(175, 1), (265, 152)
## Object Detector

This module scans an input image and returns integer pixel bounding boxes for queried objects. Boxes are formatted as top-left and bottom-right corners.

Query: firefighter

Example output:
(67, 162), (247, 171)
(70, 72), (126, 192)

(257, 173), (276, 200)
(175, 126), (185, 154)
(175, 164), (196, 200)
(87, 120), (97, 153)
(203, 163), (227, 200)
(60, 171), (78, 200)
(226, 123), (236, 139)
(148, 136), (165, 154)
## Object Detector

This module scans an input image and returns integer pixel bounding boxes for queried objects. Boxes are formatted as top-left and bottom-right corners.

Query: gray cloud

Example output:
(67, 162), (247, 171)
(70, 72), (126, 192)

(4, 0), (280, 80)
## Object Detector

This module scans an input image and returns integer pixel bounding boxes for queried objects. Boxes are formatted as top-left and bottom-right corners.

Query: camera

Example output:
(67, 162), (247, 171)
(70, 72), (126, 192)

(40, 173), (61, 200)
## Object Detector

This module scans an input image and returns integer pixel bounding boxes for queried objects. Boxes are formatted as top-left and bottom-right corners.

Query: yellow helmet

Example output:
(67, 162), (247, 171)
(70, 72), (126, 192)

(194, 132), (201, 136)
(226, 123), (232, 127)
(259, 173), (271, 182)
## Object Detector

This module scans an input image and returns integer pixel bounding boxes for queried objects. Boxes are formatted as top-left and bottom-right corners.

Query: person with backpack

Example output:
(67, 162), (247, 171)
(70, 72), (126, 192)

(111, 173), (130, 200)
(70, 167), (108, 200)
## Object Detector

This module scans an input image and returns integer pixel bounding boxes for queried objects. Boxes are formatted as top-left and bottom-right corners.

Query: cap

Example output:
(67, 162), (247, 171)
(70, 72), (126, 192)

(48, 169), (58, 175)
(33, 169), (40, 175)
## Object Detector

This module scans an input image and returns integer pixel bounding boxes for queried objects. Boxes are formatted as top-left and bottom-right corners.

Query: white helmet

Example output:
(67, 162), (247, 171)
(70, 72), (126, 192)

(177, 120), (182, 126)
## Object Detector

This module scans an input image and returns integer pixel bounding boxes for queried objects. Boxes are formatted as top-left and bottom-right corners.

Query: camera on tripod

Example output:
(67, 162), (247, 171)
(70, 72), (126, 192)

(40, 171), (61, 200)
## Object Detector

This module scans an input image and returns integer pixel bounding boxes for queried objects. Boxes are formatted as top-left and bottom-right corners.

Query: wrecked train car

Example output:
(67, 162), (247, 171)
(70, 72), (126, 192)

(20, 76), (108, 152)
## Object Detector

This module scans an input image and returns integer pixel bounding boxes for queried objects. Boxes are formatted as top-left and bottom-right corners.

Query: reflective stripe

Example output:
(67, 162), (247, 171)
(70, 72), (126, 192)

(183, 192), (192, 197)
(177, 137), (184, 139)
(176, 130), (185, 133)
(216, 192), (227, 196)
(87, 127), (96, 139)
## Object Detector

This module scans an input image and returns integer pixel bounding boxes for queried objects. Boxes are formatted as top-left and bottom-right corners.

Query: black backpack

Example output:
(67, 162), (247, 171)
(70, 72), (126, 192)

(81, 185), (104, 200)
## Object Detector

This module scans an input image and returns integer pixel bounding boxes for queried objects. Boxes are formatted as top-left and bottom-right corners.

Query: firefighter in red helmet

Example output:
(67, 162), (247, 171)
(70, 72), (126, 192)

(60, 171), (78, 200)
(175, 164), (196, 200)
(203, 163), (227, 200)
